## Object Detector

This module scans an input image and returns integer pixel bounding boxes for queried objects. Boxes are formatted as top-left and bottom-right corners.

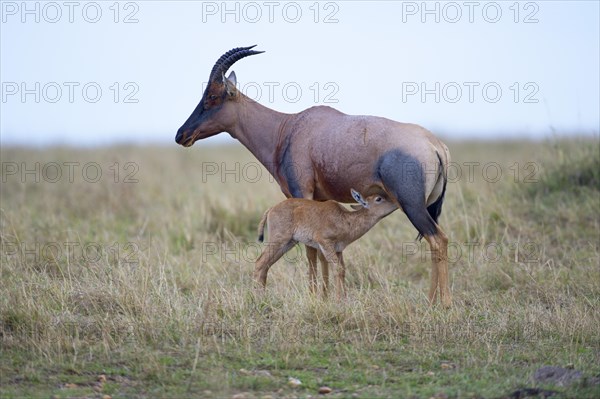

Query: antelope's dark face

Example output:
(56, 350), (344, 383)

(175, 45), (264, 147)
(175, 79), (235, 147)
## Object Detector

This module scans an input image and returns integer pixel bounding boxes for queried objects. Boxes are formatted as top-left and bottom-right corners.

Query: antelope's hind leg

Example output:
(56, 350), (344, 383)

(424, 228), (451, 307)
(254, 240), (295, 288)
(377, 150), (451, 307)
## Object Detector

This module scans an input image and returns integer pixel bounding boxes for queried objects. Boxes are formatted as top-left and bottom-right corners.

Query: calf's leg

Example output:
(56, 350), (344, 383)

(318, 250), (329, 298)
(254, 240), (295, 288)
(306, 247), (318, 295)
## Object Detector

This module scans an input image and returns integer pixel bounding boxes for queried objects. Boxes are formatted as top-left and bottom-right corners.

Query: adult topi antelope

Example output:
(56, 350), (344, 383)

(176, 46), (452, 307)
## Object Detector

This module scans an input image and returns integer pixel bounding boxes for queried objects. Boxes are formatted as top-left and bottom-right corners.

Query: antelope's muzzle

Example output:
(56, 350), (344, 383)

(175, 126), (194, 147)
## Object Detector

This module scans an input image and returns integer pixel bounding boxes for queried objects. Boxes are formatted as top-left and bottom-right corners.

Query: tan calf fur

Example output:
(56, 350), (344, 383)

(254, 189), (397, 298)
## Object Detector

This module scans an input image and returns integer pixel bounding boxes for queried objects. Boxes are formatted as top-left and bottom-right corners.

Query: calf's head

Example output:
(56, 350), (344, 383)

(350, 188), (398, 217)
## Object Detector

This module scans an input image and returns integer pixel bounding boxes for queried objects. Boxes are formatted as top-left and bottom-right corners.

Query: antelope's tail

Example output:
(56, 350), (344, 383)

(257, 209), (270, 243)
(417, 151), (448, 241)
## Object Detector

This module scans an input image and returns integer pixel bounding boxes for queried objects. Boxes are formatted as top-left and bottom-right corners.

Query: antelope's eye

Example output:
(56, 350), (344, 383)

(209, 95), (218, 100)
(375, 197), (382, 203)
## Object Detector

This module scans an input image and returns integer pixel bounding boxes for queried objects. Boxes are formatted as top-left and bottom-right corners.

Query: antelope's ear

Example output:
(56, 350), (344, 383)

(351, 189), (368, 209)
(226, 71), (237, 85)
(224, 71), (237, 95)
(350, 204), (362, 211)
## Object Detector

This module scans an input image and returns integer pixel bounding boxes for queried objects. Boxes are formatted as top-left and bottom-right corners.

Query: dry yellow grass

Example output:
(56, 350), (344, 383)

(1, 138), (599, 397)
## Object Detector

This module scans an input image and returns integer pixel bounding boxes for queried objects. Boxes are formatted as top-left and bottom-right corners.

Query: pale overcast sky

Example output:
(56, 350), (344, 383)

(1, 0), (599, 146)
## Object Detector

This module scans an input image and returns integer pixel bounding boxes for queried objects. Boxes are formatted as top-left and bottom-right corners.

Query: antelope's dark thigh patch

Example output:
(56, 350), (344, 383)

(375, 150), (438, 237)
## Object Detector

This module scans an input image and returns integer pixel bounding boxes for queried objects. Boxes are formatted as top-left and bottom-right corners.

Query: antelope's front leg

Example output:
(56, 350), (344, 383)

(318, 250), (329, 298)
(306, 246), (318, 295)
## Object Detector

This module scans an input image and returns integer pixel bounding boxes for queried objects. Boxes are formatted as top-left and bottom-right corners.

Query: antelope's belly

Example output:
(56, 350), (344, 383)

(313, 169), (377, 203)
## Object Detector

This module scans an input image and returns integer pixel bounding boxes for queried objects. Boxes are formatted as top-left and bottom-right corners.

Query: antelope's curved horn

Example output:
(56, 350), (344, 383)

(209, 45), (264, 82)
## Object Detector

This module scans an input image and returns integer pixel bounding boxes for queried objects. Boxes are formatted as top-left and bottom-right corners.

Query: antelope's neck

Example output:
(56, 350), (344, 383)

(345, 210), (379, 240)
(228, 96), (292, 175)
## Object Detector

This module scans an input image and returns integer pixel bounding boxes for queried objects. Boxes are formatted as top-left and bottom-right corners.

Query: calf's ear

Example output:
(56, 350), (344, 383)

(350, 189), (368, 209)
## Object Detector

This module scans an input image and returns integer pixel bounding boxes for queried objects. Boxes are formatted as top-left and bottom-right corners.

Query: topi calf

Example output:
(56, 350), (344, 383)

(255, 189), (398, 297)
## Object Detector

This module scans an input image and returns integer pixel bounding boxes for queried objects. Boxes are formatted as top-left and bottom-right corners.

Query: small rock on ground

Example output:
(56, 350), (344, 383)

(318, 386), (332, 394)
(533, 366), (583, 387)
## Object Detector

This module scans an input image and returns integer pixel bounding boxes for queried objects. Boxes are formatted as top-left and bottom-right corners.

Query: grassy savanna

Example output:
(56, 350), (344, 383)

(1, 138), (599, 398)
